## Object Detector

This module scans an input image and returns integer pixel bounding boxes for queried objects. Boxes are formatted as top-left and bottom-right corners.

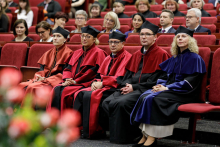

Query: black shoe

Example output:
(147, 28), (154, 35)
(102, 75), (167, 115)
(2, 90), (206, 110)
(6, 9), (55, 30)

(141, 139), (157, 147)
(131, 143), (144, 147)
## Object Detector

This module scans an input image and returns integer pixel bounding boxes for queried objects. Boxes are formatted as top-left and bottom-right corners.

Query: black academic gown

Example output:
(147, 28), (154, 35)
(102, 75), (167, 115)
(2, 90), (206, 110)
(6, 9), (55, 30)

(173, 10), (185, 16)
(141, 10), (157, 18)
(102, 43), (170, 143)
(117, 12), (129, 18)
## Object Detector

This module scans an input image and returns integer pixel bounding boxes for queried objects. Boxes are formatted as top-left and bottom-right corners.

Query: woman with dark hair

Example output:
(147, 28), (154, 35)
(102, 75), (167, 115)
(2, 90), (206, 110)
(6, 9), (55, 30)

(113, 1), (129, 18)
(89, 3), (102, 18)
(12, 19), (33, 41)
(0, 3), (9, 32)
(125, 13), (146, 38)
(36, 21), (53, 42)
(15, 0), (33, 28)
(164, 0), (185, 16)
(1, 0), (11, 13)
(53, 11), (69, 30)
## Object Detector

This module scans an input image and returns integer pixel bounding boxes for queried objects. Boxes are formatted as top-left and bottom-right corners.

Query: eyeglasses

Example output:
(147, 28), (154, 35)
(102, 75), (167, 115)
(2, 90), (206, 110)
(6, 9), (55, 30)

(108, 41), (122, 45)
(140, 33), (154, 37)
(185, 16), (197, 19)
(37, 31), (45, 35)
(105, 18), (114, 23)
(139, 3), (147, 6)
(80, 34), (92, 39)
(76, 17), (85, 20)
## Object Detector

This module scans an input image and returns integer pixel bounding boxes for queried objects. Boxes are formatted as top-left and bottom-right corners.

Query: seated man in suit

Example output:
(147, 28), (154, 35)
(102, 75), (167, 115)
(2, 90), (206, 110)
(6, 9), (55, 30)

(7, 0), (18, 7)
(186, 8), (211, 35)
(158, 9), (176, 33)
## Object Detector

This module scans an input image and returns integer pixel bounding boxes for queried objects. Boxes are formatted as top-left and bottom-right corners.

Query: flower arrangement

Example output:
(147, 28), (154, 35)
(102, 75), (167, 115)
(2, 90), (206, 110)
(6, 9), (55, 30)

(0, 68), (81, 147)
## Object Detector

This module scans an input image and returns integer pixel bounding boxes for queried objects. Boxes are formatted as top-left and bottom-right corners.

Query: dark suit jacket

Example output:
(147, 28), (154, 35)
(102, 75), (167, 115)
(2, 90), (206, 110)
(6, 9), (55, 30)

(158, 27), (176, 33)
(9, 2), (18, 7)
(195, 25), (211, 35)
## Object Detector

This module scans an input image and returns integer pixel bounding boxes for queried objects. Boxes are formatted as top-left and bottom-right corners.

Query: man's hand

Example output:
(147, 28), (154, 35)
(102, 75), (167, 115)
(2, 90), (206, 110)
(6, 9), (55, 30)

(152, 84), (167, 93)
(62, 78), (76, 86)
(91, 81), (103, 91)
(120, 83), (133, 95)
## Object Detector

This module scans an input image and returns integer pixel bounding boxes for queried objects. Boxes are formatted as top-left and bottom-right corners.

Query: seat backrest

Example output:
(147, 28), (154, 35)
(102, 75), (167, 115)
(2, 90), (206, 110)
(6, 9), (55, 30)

(203, 3), (214, 10)
(201, 17), (217, 24)
(124, 46), (142, 54)
(155, 0), (163, 4)
(160, 47), (172, 56)
(64, 26), (76, 32)
(27, 44), (54, 67)
(0, 34), (14, 41)
(54, 0), (65, 12)
(178, 4), (188, 11)
(124, 11), (138, 17)
(194, 35), (216, 46)
(201, 24), (216, 33)
(119, 25), (130, 34)
(119, 18), (132, 28)
(99, 34), (109, 44)
(156, 35), (174, 46)
(6, 13), (12, 32)
(8, 7), (16, 13)
(28, 26), (36, 33)
(154, 11), (162, 16)
(1, 43), (28, 69)
(145, 18), (160, 26)
(97, 45), (111, 55)
(69, 34), (81, 43)
(29, 0), (44, 6)
(66, 19), (75, 26)
(209, 48), (220, 104)
(126, 35), (141, 44)
(87, 19), (103, 26)
(124, 5), (137, 11)
(66, 44), (82, 52)
(150, 5), (163, 11)
(101, 12), (108, 18)
(173, 17), (185, 25)
(28, 34), (41, 41)
(172, 25), (186, 30)
(31, 7), (38, 25)
(91, 25), (103, 31)
(206, 10), (217, 16)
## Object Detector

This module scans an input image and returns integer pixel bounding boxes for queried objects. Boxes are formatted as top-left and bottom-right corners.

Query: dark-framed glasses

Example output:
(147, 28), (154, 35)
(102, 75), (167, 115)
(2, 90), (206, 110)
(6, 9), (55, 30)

(37, 31), (45, 35)
(80, 34), (92, 39)
(140, 33), (154, 37)
(108, 41), (121, 45)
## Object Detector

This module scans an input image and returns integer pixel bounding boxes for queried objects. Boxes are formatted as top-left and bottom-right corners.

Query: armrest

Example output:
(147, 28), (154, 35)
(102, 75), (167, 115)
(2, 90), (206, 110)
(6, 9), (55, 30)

(20, 66), (40, 82)
(0, 65), (18, 70)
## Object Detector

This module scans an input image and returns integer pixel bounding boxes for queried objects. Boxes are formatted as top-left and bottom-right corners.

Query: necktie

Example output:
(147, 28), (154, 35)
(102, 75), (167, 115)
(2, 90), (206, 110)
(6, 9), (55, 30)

(162, 30), (166, 33)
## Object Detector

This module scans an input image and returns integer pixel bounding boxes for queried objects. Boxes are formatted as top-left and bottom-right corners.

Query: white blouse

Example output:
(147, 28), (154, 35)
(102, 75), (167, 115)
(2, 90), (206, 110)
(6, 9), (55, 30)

(15, 9), (33, 28)
(39, 37), (53, 42)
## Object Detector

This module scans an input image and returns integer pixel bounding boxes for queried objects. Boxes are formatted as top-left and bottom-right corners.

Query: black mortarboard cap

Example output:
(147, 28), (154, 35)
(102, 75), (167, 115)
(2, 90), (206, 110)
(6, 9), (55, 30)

(81, 25), (100, 38)
(140, 21), (159, 34)
(52, 26), (70, 39)
(175, 26), (194, 37)
(109, 31), (126, 42)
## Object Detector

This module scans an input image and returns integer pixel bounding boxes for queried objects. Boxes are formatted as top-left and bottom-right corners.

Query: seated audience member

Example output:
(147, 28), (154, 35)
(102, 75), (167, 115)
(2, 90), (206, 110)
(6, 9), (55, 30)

(164, 0), (185, 16)
(69, 0), (85, 18)
(158, 9), (176, 33)
(20, 26), (72, 99)
(186, 8), (211, 34)
(12, 19), (33, 41)
(52, 12), (69, 30)
(89, 3), (102, 18)
(162, 0), (184, 5)
(47, 26), (107, 113)
(130, 26), (206, 147)
(190, 0), (211, 17)
(38, 0), (61, 25)
(113, 1), (129, 18)
(101, 11), (121, 33)
(15, 0), (33, 28)
(73, 31), (132, 139)
(36, 21), (53, 42)
(135, 0), (157, 18)
(0, 3), (9, 32)
(71, 10), (87, 33)
(125, 13), (146, 38)
(102, 21), (170, 144)
(1, 0), (11, 13)
(7, 0), (18, 7)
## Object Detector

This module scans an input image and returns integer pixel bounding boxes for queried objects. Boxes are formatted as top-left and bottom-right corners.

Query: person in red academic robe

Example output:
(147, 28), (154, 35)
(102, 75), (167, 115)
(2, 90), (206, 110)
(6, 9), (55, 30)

(20, 26), (72, 98)
(102, 21), (171, 143)
(47, 25), (107, 114)
(72, 31), (132, 138)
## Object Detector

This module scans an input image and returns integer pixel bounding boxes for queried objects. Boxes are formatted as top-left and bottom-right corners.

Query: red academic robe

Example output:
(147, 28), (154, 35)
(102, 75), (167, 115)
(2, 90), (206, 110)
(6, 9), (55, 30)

(73, 48), (132, 138)
(46, 43), (107, 114)
(19, 44), (72, 95)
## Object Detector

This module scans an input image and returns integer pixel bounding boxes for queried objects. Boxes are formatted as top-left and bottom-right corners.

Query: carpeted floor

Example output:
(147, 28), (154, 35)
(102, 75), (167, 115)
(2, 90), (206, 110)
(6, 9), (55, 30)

(72, 117), (220, 147)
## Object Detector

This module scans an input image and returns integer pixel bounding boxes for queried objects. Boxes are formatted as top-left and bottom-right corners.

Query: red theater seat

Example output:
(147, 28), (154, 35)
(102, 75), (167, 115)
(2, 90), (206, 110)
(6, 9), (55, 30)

(203, 3), (214, 10)
(151, 5), (163, 11)
(28, 26), (36, 33)
(0, 34), (14, 41)
(120, 25), (130, 34)
(29, 0), (44, 6)
(66, 19), (75, 26)
(6, 13), (12, 32)
(161, 47), (172, 56)
(64, 26), (76, 32)
(156, 35), (174, 46)
(87, 19), (103, 26)
(55, 0), (66, 12)
(201, 24), (216, 33)
(119, 18), (132, 28)
(91, 25), (103, 31)
(124, 5), (137, 11)
(124, 11), (138, 17)
(126, 35), (141, 44)
(99, 34), (109, 44)
(28, 34), (41, 41)
(97, 45), (111, 55)
(124, 46), (142, 54)
(0, 43), (28, 69)
(8, 7), (16, 13)
(206, 10), (217, 17)
(178, 4), (188, 11)
(173, 17), (185, 25)
(201, 17), (217, 24)
(172, 25), (186, 30)
(146, 18), (160, 26)
(31, 7), (39, 25)
(154, 11), (162, 16)
(69, 34), (81, 43)
(101, 12), (108, 18)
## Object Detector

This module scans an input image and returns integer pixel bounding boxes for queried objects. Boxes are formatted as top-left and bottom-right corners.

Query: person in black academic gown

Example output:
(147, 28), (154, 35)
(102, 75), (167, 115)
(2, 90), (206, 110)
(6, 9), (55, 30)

(190, 0), (211, 17)
(164, 0), (185, 16)
(102, 21), (170, 144)
(0, 3), (9, 32)
(7, 0), (18, 7)
(130, 26), (206, 147)
(113, 1), (129, 18)
(135, 0), (157, 18)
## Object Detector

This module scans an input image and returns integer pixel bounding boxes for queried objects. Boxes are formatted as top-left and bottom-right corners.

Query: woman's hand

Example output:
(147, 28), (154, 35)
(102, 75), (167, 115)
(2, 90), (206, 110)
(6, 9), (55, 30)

(152, 84), (167, 93)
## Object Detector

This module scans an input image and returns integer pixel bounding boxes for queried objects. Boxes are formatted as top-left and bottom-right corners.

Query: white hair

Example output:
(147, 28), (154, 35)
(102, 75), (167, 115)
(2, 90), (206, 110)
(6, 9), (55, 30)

(187, 8), (201, 23)
(75, 10), (88, 20)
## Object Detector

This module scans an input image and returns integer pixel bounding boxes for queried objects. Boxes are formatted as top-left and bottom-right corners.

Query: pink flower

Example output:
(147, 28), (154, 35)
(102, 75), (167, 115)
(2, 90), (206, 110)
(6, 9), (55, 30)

(5, 107), (14, 116)
(56, 127), (80, 144)
(34, 86), (52, 107)
(58, 109), (81, 130)
(8, 118), (31, 138)
(40, 108), (60, 128)
(6, 87), (25, 104)
(0, 68), (22, 89)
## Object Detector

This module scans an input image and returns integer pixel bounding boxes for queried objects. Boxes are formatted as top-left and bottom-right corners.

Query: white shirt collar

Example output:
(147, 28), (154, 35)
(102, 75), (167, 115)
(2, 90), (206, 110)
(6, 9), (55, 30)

(194, 25), (200, 31)
(162, 26), (172, 33)
(40, 36), (53, 42)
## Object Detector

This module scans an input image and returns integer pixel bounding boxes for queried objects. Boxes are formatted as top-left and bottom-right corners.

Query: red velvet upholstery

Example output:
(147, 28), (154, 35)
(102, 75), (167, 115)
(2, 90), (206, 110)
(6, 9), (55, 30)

(8, 7), (16, 13)
(206, 10), (217, 16)
(101, 12), (108, 18)
(194, 35), (216, 46)
(124, 11), (138, 17)
(55, 0), (66, 12)
(156, 35), (174, 46)
(178, 4), (188, 11)
(173, 17), (185, 25)
(31, 7), (38, 25)
(66, 19), (75, 26)
(28, 34), (41, 41)
(150, 5), (163, 11)
(91, 25), (103, 31)
(99, 34), (109, 44)
(203, 3), (214, 10)
(119, 25), (130, 33)
(97, 45), (111, 55)
(66, 44), (82, 52)
(69, 34), (81, 43)
(64, 26), (76, 32)
(178, 104), (220, 113)
(1, 43), (28, 69)
(28, 26), (36, 33)
(124, 5), (137, 11)
(172, 25), (186, 30)
(27, 44), (54, 67)
(155, 0), (163, 4)
(119, 18), (132, 28)
(6, 13), (12, 32)
(154, 11), (161, 16)
(13, 0), (19, 4)
(126, 35), (141, 44)
(161, 47), (172, 56)
(145, 18), (160, 26)
(124, 46), (142, 54)
(201, 17), (217, 24)
(87, 19), (103, 26)
(29, 0), (44, 6)
(0, 34), (14, 41)
(201, 24), (216, 33)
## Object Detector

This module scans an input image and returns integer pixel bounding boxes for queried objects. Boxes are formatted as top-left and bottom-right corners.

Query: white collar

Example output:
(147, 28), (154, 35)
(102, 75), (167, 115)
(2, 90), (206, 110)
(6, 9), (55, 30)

(40, 36), (53, 42)
(162, 26), (172, 33)
(194, 25), (200, 31)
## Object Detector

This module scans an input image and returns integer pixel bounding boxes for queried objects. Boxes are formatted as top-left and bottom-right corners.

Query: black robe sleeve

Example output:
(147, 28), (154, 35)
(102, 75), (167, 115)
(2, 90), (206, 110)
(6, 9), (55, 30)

(0, 14), (8, 32)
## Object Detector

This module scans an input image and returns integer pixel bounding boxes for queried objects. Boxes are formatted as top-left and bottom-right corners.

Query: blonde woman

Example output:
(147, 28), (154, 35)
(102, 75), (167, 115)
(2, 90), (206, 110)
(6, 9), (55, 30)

(190, 0), (211, 17)
(130, 26), (206, 147)
(101, 11), (121, 33)
(164, 0), (185, 16)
